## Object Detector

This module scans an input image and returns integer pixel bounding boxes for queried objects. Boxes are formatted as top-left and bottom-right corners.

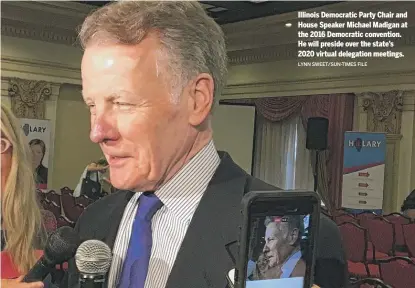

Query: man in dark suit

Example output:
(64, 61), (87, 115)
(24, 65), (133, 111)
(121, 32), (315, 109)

(64, 1), (347, 287)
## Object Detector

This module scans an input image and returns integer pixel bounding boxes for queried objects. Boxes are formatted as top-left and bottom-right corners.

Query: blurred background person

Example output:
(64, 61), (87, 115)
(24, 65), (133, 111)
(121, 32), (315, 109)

(29, 139), (48, 189)
(1, 104), (46, 288)
(73, 157), (110, 198)
(401, 189), (415, 220)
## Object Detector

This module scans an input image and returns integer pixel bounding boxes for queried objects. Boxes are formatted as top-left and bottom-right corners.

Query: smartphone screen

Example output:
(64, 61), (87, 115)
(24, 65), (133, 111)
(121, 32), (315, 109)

(243, 196), (318, 288)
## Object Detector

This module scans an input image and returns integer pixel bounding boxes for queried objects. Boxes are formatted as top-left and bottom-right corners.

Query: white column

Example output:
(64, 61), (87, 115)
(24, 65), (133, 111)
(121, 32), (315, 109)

(354, 90), (408, 213)
(397, 91), (415, 208)
(353, 94), (368, 132)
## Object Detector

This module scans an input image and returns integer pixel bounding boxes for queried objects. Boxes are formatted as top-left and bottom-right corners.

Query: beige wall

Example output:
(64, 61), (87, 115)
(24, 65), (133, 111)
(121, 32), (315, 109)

(52, 85), (103, 189)
(212, 105), (255, 174)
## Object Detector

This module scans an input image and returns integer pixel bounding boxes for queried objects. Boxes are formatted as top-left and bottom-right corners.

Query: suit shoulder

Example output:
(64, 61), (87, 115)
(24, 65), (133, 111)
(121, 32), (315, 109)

(77, 190), (131, 225)
(318, 214), (342, 242)
(317, 214), (345, 261)
(320, 213), (339, 230)
(246, 175), (279, 192)
(82, 191), (118, 212)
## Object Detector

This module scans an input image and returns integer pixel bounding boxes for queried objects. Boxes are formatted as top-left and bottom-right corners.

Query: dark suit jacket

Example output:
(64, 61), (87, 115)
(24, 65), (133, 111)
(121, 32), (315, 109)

(63, 151), (347, 288)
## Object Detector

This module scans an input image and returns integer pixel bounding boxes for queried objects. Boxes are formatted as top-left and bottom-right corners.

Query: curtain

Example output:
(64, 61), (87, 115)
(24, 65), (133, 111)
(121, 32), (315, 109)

(295, 119), (315, 190)
(255, 96), (308, 122)
(326, 94), (355, 210)
(253, 114), (314, 190)
(254, 94), (355, 212)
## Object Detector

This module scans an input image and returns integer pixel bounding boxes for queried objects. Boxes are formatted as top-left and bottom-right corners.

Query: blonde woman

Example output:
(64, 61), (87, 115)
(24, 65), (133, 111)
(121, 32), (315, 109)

(1, 104), (45, 288)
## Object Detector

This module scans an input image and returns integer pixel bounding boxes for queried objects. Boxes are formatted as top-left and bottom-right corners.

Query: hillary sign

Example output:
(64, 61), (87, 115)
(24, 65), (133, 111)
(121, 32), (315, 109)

(341, 132), (386, 212)
(20, 118), (52, 190)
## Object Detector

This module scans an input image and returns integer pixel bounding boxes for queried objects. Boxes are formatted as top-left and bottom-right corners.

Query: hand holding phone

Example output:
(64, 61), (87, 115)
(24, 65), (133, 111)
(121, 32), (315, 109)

(235, 191), (320, 288)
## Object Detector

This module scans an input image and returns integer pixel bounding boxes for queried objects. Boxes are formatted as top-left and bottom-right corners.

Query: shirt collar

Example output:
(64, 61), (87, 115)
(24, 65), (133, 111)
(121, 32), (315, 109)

(281, 250), (302, 278)
(154, 140), (220, 211)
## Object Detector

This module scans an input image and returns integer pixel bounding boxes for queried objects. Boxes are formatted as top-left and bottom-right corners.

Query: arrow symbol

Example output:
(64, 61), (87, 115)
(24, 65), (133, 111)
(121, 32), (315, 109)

(358, 172), (370, 177)
(358, 183), (369, 188)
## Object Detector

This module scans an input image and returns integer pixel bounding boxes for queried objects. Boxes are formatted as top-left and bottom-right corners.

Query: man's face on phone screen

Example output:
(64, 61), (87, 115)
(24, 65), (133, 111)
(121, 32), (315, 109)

(263, 220), (299, 268)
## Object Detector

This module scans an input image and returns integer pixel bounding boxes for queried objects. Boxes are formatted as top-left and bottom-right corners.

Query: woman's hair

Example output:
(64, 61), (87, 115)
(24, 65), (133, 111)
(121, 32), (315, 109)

(1, 104), (46, 274)
(401, 189), (415, 212)
(29, 138), (46, 165)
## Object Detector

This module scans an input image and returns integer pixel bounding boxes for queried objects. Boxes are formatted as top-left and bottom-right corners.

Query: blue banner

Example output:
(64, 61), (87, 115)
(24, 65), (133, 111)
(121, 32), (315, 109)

(341, 132), (386, 213)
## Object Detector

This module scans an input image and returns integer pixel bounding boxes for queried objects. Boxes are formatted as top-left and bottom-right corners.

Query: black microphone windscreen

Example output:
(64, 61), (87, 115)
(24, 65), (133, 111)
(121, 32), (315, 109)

(23, 226), (80, 283)
(44, 226), (81, 264)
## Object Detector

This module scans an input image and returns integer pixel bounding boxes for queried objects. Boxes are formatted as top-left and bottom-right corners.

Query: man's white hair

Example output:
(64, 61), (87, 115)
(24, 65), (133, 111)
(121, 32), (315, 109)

(78, 1), (228, 104)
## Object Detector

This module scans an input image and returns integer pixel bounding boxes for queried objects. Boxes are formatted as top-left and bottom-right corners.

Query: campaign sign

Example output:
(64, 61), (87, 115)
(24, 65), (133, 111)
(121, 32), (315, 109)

(20, 118), (52, 189)
(341, 132), (386, 214)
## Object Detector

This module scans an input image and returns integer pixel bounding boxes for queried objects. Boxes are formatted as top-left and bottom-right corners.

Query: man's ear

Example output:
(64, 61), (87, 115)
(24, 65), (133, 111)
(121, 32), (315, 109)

(288, 228), (300, 246)
(187, 73), (214, 127)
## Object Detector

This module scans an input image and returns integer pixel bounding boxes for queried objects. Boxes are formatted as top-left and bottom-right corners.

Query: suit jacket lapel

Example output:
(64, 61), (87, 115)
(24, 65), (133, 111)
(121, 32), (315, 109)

(97, 190), (134, 249)
(65, 190), (134, 288)
(166, 152), (249, 288)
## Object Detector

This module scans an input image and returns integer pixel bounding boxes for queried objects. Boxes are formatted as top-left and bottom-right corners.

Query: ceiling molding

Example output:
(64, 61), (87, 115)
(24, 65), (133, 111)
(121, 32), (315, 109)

(228, 45), (295, 65)
(2, 0), (414, 67)
(228, 28), (415, 65)
(224, 1), (415, 51)
(3, 1), (94, 18)
(222, 70), (415, 99)
(1, 56), (80, 72)
(1, 1), (87, 46)
(2, 19), (80, 47)
(227, 21), (415, 52)
(1, 56), (81, 85)
(222, 1), (413, 35)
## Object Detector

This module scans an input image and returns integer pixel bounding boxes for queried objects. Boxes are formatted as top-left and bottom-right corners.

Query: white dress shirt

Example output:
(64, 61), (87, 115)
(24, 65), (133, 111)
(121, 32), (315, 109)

(107, 141), (220, 288)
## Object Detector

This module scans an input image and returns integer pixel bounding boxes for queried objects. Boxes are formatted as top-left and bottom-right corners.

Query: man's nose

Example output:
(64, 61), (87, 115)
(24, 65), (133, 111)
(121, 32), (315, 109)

(263, 244), (269, 253)
(90, 114), (118, 143)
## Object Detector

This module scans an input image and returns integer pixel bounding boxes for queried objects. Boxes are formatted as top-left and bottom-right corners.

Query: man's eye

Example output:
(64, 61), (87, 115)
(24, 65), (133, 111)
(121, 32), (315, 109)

(114, 102), (135, 110)
(114, 102), (132, 106)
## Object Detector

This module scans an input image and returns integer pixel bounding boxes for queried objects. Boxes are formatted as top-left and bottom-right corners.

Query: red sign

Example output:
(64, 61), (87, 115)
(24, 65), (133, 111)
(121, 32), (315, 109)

(358, 172), (370, 177)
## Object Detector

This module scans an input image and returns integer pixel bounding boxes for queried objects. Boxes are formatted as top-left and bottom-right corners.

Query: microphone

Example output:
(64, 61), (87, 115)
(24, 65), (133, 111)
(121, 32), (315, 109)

(23, 226), (81, 282)
(75, 239), (112, 288)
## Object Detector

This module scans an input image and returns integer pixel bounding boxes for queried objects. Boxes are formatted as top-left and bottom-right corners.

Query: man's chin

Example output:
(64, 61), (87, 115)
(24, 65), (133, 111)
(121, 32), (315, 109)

(110, 176), (148, 192)
(109, 168), (157, 192)
(109, 171), (132, 190)
(110, 178), (135, 191)
(267, 258), (278, 268)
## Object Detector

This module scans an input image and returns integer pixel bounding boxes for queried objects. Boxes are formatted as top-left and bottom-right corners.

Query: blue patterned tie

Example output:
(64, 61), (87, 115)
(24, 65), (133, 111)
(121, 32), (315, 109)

(118, 192), (163, 288)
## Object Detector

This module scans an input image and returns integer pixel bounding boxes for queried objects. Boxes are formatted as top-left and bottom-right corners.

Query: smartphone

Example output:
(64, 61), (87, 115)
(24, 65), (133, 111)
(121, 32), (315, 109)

(235, 191), (320, 288)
